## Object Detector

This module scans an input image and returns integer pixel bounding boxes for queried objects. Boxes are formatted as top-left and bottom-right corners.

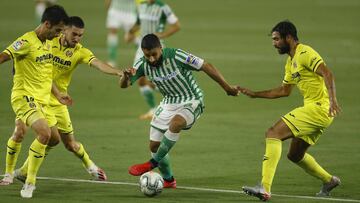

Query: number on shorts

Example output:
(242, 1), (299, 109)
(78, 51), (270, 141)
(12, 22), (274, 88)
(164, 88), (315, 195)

(155, 107), (163, 117)
(23, 95), (36, 108)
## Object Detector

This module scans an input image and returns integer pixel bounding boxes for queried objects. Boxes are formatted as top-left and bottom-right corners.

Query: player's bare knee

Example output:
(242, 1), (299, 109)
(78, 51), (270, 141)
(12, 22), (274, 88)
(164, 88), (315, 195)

(265, 127), (275, 138)
(169, 115), (186, 133)
(12, 127), (26, 142)
(36, 126), (51, 143)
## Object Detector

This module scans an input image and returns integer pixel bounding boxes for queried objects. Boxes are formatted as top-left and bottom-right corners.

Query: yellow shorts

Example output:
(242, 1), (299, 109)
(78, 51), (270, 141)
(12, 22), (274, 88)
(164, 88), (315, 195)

(281, 102), (333, 145)
(50, 104), (73, 134)
(11, 95), (56, 127)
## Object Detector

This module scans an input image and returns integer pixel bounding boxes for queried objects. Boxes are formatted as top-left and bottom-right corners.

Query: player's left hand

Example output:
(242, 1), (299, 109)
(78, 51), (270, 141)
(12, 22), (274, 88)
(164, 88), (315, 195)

(329, 99), (341, 117)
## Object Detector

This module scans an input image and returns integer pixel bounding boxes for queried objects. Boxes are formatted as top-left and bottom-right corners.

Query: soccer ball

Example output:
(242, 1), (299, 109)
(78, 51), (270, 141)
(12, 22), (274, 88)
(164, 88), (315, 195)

(139, 171), (164, 197)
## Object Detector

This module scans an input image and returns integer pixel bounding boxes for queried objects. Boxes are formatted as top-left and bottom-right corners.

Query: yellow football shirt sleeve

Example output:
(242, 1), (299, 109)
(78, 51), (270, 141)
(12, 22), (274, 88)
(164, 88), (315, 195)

(4, 38), (31, 59)
(283, 58), (296, 84)
(299, 46), (324, 72)
(79, 46), (96, 66)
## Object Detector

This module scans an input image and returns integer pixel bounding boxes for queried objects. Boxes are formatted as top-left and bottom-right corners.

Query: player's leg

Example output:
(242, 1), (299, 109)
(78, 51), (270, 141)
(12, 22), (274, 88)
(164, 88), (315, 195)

(262, 119), (293, 192)
(106, 9), (120, 66)
(243, 119), (293, 201)
(288, 137), (330, 181)
(60, 133), (107, 181)
(15, 125), (60, 182)
(128, 115), (184, 176)
(129, 101), (202, 176)
(149, 128), (176, 188)
(289, 136), (340, 196)
(0, 120), (27, 185)
(21, 117), (51, 198)
(107, 28), (118, 66)
(138, 77), (156, 120)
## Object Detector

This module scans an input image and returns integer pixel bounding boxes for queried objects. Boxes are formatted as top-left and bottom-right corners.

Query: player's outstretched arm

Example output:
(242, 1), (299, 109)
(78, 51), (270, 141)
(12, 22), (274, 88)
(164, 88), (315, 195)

(239, 83), (294, 99)
(315, 63), (341, 117)
(155, 21), (180, 39)
(0, 52), (11, 65)
(90, 58), (123, 77)
(201, 62), (239, 96)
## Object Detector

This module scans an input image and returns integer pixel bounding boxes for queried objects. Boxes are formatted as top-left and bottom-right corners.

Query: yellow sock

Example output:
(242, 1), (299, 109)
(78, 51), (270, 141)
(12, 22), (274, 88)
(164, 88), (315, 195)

(18, 146), (52, 176)
(74, 143), (93, 169)
(19, 158), (29, 175)
(5, 138), (22, 174)
(26, 139), (47, 184)
(296, 153), (332, 183)
(261, 138), (282, 193)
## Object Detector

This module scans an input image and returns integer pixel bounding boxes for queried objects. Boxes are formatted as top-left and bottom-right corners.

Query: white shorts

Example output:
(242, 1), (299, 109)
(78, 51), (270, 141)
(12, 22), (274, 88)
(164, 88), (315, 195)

(106, 9), (137, 31)
(150, 100), (204, 133)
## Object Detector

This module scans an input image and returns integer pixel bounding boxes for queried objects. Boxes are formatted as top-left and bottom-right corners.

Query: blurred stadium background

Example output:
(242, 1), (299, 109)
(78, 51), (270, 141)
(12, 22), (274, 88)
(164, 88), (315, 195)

(0, 0), (359, 202)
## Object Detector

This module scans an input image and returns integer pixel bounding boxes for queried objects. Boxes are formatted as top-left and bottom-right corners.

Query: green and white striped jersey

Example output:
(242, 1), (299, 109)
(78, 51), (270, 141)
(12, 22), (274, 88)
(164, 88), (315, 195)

(110, 0), (136, 13)
(137, 0), (178, 37)
(131, 48), (204, 104)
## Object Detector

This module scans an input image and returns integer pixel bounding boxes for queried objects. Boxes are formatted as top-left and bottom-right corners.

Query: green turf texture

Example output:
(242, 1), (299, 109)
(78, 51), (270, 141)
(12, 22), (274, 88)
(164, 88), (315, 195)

(0, 0), (359, 202)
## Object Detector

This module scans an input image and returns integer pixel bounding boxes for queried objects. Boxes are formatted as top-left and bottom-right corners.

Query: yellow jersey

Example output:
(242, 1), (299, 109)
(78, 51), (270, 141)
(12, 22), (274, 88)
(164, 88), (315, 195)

(50, 36), (96, 106)
(283, 44), (329, 106)
(4, 31), (53, 105)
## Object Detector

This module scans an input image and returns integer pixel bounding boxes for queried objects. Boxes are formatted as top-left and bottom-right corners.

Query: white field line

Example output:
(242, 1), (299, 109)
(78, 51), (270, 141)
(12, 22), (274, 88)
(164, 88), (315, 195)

(24, 176), (360, 203)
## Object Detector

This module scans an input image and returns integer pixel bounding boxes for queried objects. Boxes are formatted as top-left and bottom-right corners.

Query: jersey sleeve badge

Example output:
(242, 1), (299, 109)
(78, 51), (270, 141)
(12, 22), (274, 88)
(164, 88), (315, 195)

(12, 40), (25, 51)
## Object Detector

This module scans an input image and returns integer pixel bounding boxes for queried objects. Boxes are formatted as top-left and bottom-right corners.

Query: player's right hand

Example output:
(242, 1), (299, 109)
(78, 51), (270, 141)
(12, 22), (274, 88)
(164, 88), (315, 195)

(329, 99), (341, 117)
(58, 94), (73, 106)
(225, 85), (240, 96)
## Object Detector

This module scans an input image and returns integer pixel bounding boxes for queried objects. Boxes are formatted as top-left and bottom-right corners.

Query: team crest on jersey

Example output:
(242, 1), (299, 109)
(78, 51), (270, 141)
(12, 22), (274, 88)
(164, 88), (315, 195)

(12, 40), (24, 51)
(186, 54), (200, 66)
(29, 102), (36, 109)
(65, 50), (73, 57)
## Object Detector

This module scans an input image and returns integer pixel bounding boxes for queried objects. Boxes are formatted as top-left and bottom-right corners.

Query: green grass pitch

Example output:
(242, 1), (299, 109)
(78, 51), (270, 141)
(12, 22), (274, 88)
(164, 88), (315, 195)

(0, 0), (359, 202)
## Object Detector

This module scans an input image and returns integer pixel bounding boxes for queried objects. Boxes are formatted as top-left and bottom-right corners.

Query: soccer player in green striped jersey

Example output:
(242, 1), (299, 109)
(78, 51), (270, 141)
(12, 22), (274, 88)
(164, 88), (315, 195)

(126, 0), (181, 120)
(120, 34), (240, 188)
(240, 21), (341, 201)
(105, 0), (138, 66)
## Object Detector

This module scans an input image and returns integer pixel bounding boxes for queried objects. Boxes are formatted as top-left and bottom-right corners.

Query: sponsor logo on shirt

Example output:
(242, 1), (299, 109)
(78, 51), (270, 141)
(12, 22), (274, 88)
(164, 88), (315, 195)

(186, 54), (200, 66)
(153, 70), (178, 81)
(36, 53), (53, 63)
(52, 56), (71, 69)
(12, 40), (24, 51)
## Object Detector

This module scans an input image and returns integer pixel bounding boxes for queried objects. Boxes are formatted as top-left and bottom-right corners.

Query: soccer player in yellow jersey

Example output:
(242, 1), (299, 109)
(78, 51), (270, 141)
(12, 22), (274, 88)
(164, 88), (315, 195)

(12, 16), (123, 182)
(240, 21), (341, 201)
(0, 5), (68, 198)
